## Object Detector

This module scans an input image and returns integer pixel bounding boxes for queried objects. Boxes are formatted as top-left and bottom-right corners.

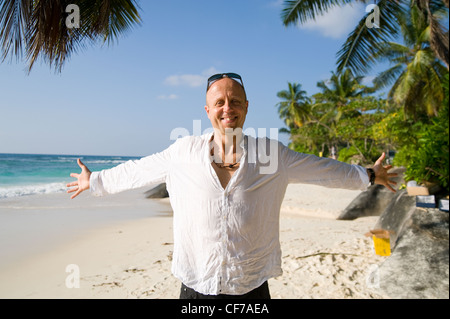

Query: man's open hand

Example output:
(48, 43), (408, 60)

(372, 152), (398, 193)
(66, 159), (91, 199)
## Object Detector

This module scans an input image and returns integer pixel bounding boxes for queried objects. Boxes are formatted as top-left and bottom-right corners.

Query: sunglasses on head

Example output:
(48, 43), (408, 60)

(206, 73), (245, 92)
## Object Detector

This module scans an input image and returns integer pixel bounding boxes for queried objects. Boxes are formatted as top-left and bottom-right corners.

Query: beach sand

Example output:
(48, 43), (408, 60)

(0, 184), (389, 299)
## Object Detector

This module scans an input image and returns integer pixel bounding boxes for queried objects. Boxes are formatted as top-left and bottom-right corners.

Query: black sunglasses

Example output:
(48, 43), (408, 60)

(206, 73), (245, 92)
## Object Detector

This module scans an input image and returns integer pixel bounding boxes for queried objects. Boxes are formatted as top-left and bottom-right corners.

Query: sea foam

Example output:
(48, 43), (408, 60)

(0, 182), (67, 199)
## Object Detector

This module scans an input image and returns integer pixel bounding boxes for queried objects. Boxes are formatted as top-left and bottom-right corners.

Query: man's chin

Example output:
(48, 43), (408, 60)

(212, 126), (244, 135)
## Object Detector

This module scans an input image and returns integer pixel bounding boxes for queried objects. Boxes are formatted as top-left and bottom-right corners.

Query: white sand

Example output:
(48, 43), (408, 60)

(0, 184), (389, 299)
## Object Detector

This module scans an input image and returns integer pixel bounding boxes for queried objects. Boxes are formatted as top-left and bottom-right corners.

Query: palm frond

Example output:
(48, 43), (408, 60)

(428, 12), (449, 69)
(281, 0), (356, 26)
(373, 64), (406, 89)
(422, 68), (444, 115)
(373, 41), (413, 62)
(78, 0), (142, 44)
(0, 0), (142, 72)
(336, 0), (407, 75)
(0, 0), (32, 62)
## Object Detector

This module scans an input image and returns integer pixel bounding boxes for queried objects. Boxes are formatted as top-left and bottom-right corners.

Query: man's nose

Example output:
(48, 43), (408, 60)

(223, 100), (232, 112)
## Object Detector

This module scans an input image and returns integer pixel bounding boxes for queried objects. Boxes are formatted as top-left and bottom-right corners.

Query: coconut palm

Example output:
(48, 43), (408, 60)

(0, 0), (142, 72)
(276, 82), (311, 131)
(315, 69), (373, 106)
(281, 0), (449, 74)
(313, 68), (373, 124)
(306, 68), (374, 156)
(373, 4), (448, 118)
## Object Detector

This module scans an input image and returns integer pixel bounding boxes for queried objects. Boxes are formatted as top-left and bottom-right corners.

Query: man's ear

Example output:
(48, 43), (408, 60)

(204, 104), (209, 116)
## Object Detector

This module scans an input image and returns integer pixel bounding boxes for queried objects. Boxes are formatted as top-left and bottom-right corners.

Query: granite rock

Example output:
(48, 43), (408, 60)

(338, 167), (406, 220)
(368, 191), (449, 298)
(144, 183), (169, 199)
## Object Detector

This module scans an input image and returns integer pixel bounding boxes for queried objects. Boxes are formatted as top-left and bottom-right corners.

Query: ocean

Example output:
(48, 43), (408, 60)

(0, 153), (141, 199)
(0, 153), (174, 269)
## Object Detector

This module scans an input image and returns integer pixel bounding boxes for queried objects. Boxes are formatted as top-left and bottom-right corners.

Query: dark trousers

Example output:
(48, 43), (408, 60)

(180, 281), (271, 299)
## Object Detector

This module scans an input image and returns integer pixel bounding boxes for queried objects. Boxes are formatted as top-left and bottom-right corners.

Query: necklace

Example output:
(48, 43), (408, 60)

(213, 161), (239, 169)
(210, 139), (240, 169)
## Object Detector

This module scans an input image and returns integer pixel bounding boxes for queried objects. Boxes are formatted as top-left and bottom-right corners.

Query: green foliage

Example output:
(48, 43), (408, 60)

(372, 74), (449, 191)
(276, 73), (387, 165)
(402, 75), (449, 191)
(276, 72), (449, 191)
(278, 0), (449, 191)
(372, 3), (448, 119)
(337, 146), (360, 163)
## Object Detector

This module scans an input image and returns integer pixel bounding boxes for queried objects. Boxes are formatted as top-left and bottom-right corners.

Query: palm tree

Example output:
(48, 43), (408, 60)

(313, 68), (372, 123)
(281, 0), (449, 74)
(308, 68), (373, 156)
(0, 0), (142, 72)
(276, 82), (311, 132)
(373, 4), (448, 117)
(316, 69), (372, 105)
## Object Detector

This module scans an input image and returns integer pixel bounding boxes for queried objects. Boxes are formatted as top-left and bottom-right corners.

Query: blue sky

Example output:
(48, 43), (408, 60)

(0, 0), (378, 157)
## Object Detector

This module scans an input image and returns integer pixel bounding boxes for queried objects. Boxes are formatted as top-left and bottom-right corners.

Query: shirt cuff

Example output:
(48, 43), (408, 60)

(357, 165), (370, 189)
(89, 171), (104, 196)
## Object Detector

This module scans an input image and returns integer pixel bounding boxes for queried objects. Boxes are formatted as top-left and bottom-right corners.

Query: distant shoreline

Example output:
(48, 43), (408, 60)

(0, 153), (142, 199)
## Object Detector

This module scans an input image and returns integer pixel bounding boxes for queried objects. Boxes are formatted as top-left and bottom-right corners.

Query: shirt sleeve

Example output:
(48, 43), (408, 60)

(281, 145), (369, 190)
(89, 144), (174, 196)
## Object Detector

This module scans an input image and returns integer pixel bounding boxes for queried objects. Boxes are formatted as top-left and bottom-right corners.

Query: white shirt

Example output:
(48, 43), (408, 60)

(90, 133), (369, 295)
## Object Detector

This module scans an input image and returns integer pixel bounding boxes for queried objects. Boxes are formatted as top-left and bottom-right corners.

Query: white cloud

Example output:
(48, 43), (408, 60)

(164, 67), (220, 88)
(164, 74), (204, 87)
(157, 94), (178, 100)
(299, 3), (363, 39)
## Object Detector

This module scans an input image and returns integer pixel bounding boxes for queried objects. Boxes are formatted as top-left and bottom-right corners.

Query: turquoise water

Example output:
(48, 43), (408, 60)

(0, 153), (141, 199)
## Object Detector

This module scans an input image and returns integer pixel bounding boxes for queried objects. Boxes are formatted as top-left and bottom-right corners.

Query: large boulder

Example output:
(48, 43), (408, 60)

(372, 205), (449, 298)
(337, 167), (406, 220)
(364, 189), (449, 298)
(338, 165), (449, 298)
(374, 190), (416, 248)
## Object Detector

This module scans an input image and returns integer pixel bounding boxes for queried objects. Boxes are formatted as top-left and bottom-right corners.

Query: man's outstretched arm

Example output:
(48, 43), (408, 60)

(67, 159), (91, 199)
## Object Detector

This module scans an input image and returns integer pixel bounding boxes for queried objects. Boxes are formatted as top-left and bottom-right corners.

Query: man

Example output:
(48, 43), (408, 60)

(67, 73), (397, 299)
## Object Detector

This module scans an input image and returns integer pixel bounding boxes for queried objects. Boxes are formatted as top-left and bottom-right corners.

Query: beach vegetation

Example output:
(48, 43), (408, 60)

(278, 0), (449, 191)
(372, 3), (448, 119)
(278, 70), (384, 164)
(377, 74), (449, 191)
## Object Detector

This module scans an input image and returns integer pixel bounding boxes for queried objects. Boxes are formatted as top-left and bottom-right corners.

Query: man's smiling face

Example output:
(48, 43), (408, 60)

(205, 78), (248, 135)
